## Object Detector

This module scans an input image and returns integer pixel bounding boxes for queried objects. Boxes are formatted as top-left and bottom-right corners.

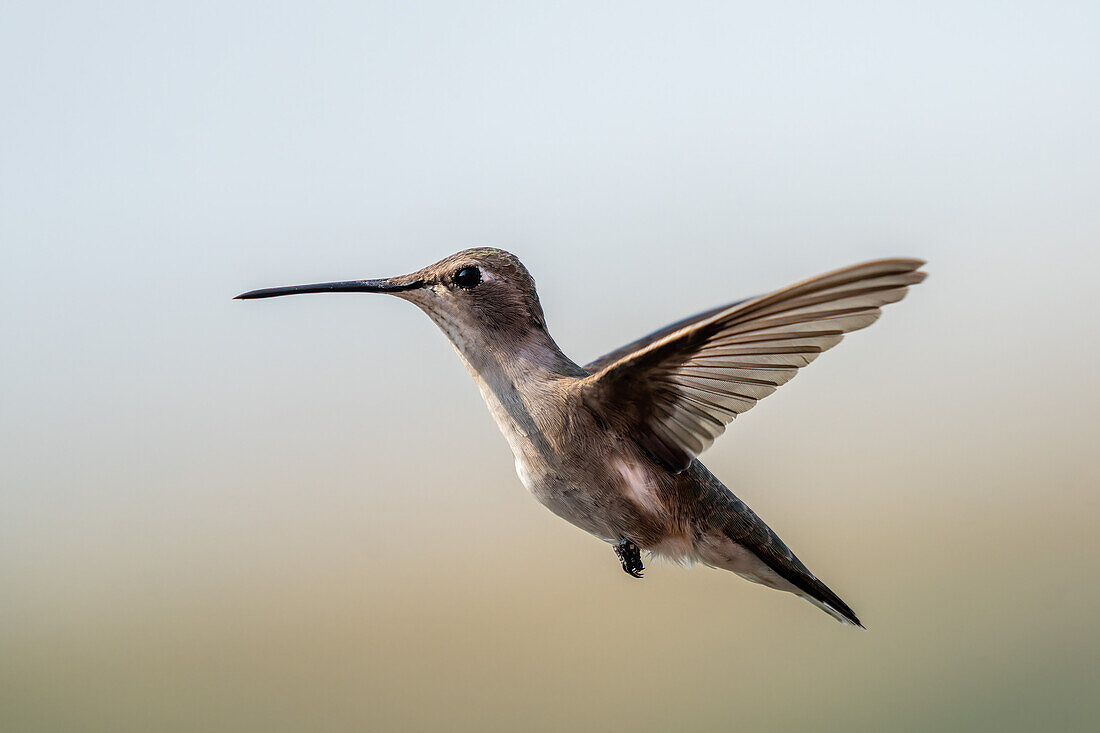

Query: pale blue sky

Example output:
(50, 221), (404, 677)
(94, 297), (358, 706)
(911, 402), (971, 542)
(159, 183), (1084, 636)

(2, 0), (1098, 545)
(3, 0), (1098, 541)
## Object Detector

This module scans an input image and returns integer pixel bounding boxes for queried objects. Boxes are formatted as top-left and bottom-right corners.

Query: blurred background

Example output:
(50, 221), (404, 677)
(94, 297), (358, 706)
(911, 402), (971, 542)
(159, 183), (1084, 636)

(2, 2), (1098, 731)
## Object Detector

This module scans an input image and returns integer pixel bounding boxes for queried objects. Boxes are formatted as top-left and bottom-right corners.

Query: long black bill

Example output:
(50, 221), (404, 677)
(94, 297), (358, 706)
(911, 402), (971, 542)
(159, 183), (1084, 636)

(235, 278), (423, 300)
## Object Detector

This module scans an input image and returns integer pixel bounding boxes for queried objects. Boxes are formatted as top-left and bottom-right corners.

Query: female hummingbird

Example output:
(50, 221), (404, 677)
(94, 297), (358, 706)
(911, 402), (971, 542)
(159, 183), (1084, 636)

(238, 248), (926, 626)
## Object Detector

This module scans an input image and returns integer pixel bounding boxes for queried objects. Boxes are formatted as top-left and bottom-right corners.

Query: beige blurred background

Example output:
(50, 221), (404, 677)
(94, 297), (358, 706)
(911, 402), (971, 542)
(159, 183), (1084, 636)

(2, 2), (1098, 731)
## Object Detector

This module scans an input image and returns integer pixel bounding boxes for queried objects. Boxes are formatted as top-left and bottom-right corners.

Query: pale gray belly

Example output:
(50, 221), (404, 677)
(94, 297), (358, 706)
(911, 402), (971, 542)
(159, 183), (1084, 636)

(514, 454), (673, 548)
(482, 383), (674, 548)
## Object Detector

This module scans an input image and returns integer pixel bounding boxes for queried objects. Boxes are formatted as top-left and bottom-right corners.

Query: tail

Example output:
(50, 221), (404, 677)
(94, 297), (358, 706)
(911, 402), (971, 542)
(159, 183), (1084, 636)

(685, 463), (864, 627)
(709, 524), (864, 628)
(777, 564), (863, 628)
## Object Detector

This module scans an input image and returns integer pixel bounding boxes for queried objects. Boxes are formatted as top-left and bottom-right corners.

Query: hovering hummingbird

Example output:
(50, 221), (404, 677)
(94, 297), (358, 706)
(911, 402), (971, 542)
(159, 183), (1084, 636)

(237, 249), (926, 626)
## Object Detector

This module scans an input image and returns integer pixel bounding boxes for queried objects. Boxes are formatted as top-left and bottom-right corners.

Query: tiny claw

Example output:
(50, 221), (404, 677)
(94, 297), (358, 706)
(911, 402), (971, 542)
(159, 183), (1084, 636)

(614, 538), (645, 579)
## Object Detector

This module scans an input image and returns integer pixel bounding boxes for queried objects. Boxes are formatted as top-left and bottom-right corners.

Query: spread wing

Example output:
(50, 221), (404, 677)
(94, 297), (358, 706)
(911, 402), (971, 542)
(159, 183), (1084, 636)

(577, 259), (927, 472)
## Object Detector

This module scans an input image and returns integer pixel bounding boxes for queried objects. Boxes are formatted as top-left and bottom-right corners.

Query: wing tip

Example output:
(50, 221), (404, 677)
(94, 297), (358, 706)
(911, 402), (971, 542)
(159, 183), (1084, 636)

(866, 256), (926, 270)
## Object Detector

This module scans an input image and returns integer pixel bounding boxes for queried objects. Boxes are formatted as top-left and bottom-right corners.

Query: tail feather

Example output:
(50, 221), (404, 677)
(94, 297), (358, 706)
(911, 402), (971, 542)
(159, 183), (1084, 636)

(683, 461), (863, 627)
(804, 593), (864, 628)
(778, 565), (863, 628)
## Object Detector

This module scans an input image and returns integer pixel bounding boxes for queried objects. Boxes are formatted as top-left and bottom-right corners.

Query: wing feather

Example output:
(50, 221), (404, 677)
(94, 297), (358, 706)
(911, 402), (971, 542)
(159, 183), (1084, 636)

(577, 258), (927, 471)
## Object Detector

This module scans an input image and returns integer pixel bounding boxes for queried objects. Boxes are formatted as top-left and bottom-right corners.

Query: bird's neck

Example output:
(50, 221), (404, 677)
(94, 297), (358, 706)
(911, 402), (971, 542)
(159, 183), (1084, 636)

(451, 327), (584, 465)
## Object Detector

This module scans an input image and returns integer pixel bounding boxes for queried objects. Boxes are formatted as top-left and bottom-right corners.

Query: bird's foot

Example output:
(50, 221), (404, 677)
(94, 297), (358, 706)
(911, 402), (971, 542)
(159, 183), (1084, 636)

(614, 538), (644, 578)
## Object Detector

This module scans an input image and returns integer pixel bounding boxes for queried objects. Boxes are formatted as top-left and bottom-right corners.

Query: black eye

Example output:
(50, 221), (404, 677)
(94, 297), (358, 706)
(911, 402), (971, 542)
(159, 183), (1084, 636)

(452, 266), (481, 289)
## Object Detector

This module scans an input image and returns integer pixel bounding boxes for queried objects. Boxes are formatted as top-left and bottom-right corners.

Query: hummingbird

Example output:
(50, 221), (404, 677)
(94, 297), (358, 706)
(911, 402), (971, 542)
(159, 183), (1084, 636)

(237, 248), (926, 627)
